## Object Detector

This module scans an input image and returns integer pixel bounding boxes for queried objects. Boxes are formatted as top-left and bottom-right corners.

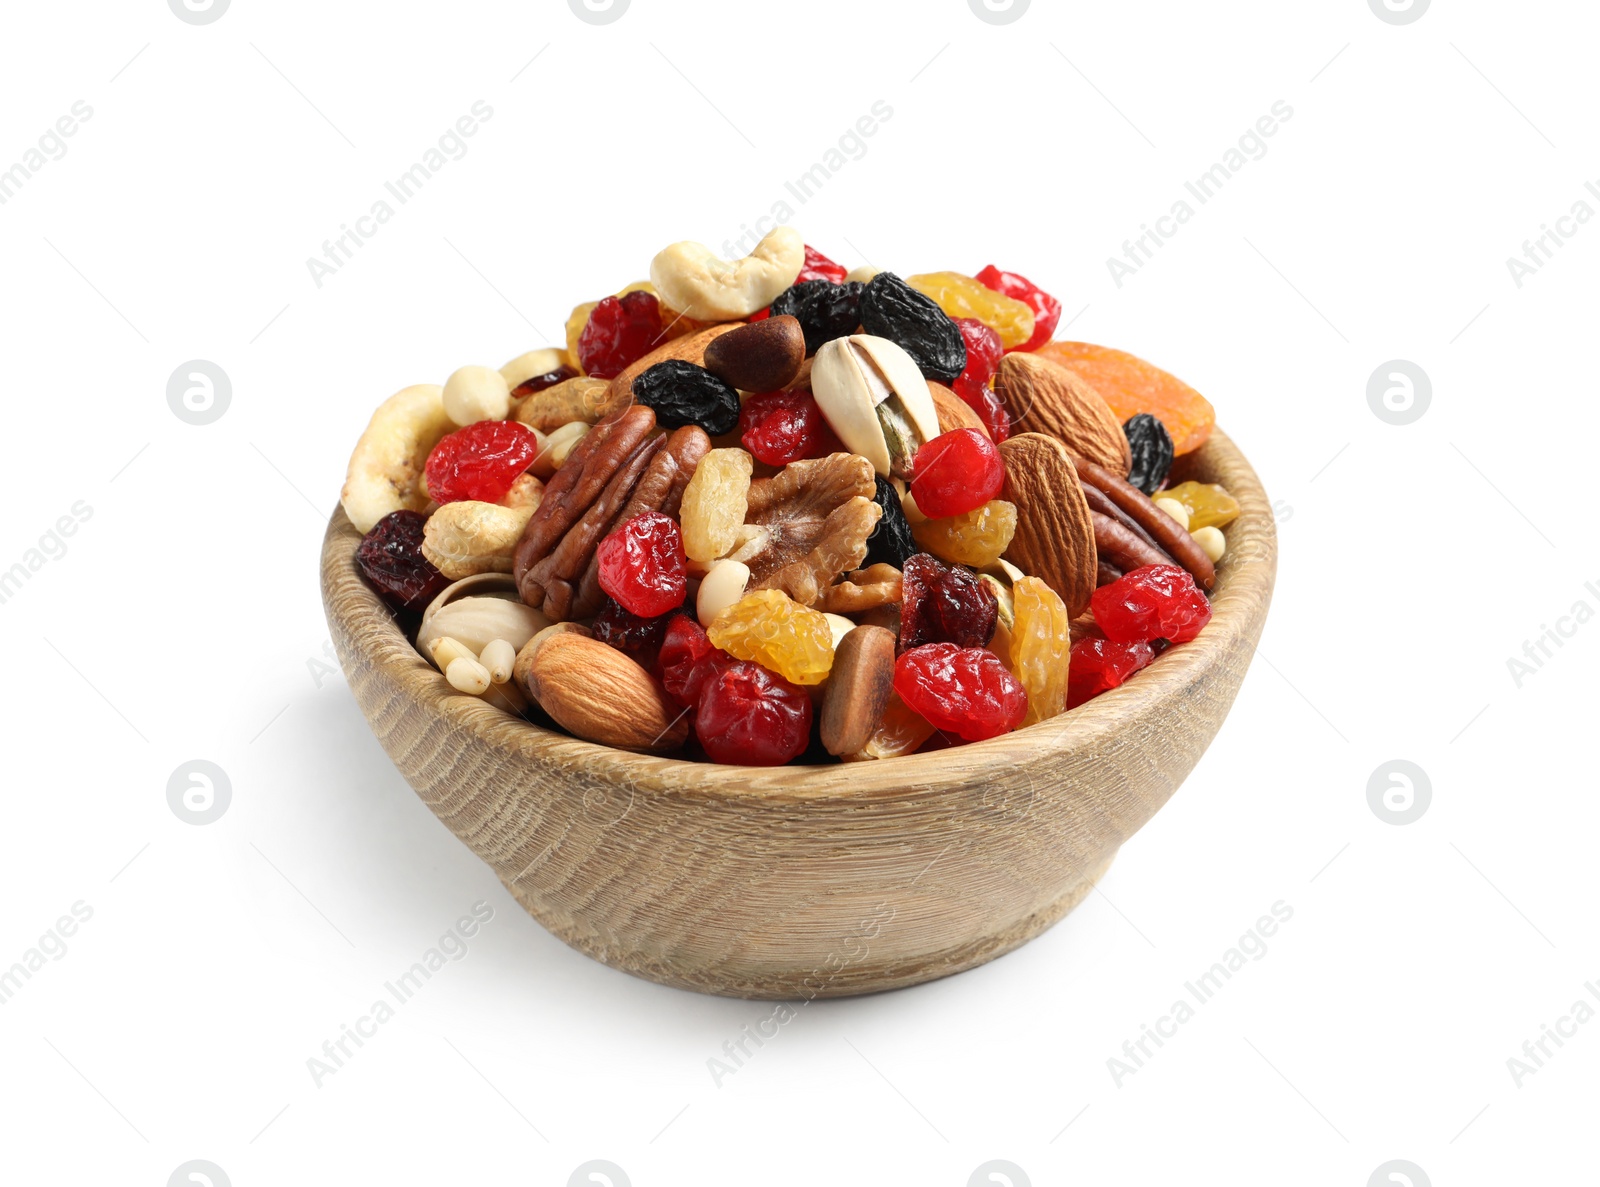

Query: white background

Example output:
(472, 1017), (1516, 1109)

(1, 1), (1595, 1184)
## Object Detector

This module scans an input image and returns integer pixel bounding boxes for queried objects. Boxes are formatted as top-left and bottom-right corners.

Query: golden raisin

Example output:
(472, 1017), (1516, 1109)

(1010, 576), (1070, 727)
(1159, 481), (1240, 531)
(680, 448), (753, 563)
(911, 499), (1017, 568)
(565, 301), (598, 374)
(708, 590), (835, 685)
(906, 272), (1035, 349)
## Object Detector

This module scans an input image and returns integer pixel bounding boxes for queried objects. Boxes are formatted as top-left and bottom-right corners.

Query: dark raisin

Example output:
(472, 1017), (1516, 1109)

(592, 600), (680, 674)
(1123, 413), (1174, 495)
(899, 553), (996, 654)
(859, 272), (966, 384)
(770, 279), (864, 355)
(631, 360), (740, 436)
(864, 476), (916, 570)
(356, 510), (451, 612)
(510, 364), (577, 398)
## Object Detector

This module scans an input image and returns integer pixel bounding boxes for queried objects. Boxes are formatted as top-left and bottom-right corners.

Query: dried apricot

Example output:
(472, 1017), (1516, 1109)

(1037, 341), (1214, 455)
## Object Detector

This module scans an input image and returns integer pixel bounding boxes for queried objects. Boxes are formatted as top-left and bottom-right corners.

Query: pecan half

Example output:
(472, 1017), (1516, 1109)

(513, 405), (657, 616)
(1072, 455), (1215, 590)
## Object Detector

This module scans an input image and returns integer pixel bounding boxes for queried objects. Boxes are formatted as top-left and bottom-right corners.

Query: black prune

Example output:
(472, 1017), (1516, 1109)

(859, 272), (966, 384)
(632, 360), (740, 435)
(863, 475), (916, 570)
(769, 279), (864, 355)
(1123, 413), (1174, 495)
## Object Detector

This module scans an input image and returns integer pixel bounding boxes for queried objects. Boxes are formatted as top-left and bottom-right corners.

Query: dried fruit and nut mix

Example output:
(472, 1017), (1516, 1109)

(340, 228), (1240, 765)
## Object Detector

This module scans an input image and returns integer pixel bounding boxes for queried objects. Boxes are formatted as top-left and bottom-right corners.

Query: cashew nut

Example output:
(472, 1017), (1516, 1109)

(649, 226), (804, 320)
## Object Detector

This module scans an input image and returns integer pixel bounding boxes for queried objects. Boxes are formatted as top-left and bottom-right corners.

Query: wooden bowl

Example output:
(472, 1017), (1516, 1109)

(321, 429), (1276, 999)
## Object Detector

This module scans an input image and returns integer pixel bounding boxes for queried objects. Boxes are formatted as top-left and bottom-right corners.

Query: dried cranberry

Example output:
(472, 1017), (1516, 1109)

(695, 659), (813, 765)
(511, 364), (578, 398)
(659, 615), (729, 707)
(578, 290), (661, 379)
(900, 553), (997, 653)
(596, 511), (687, 618)
(355, 510), (451, 612)
(796, 244), (848, 284)
(592, 600), (677, 673)
(424, 420), (538, 504)
(739, 388), (844, 466)
(950, 318), (1010, 443)
(974, 265), (1062, 353)
(1090, 564), (1211, 645)
(893, 644), (1027, 742)
(1067, 637), (1155, 708)
(911, 428), (1004, 519)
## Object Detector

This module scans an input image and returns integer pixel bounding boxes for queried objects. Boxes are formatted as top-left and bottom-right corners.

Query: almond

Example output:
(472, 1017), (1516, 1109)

(527, 631), (688, 754)
(994, 353), (1132, 476)
(927, 381), (990, 439)
(998, 433), (1097, 618)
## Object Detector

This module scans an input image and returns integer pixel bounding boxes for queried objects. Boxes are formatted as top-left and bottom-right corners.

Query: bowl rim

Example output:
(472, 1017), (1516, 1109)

(322, 427), (1276, 804)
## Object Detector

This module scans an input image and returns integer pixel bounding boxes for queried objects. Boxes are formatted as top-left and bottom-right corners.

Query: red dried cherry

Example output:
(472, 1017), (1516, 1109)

(596, 511), (687, 618)
(911, 428), (1004, 519)
(424, 420), (538, 505)
(578, 290), (661, 379)
(893, 643), (1027, 742)
(795, 244), (848, 285)
(356, 510), (451, 612)
(695, 659), (813, 765)
(950, 317), (1010, 443)
(1090, 564), (1211, 644)
(739, 388), (844, 466)
(900, 553), (997, 653)
(974, 265), (1062, 353)
(1066, 637), (1155, 708)
(659, 615), (729, 707)
(592, 600), (677, 673)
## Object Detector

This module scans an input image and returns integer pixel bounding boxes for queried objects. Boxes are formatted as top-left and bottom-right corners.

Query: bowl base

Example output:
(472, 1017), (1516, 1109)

(498, 849), (1117, 1000)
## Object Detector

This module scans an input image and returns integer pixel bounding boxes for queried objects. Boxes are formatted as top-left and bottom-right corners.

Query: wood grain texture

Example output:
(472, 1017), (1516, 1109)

(321, 429), (1277, 999)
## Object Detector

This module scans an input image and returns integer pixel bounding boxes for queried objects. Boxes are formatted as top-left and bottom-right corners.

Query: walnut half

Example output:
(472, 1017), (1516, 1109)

(741, 453), (880, 607)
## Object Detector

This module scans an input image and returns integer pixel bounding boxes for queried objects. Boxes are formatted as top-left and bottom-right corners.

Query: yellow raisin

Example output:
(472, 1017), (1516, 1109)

(1010, 576), (1070, 727)
(847, 689), (937, 760)
(680, 448), (753, 563)
(708, 590), (835, 685)
(911, 500), (1017, 567)
(1159, 481), (1240, 531)
(564, 301), (598, 374)
(906, 271), (1035, 349)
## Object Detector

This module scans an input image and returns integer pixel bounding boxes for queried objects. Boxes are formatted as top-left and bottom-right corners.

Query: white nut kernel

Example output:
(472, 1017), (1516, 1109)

(1154, 497), (1190, 531)
(845, 264), (880, 284)
(822, 613), (855, 648)
(649, 226), (804, 320)
(696, 559), (752, 627)
(443, 365), (511, 426)
(430, 636), (475, 669)
(445, 655), (492, 695)
(499, 347), (572, 390)
(479, 638), (516, 684)
(533, 421), (590, 477)
(1192, 526), (1226, 563)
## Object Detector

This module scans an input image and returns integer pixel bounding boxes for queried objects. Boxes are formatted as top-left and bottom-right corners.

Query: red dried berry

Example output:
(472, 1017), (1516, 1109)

(974, 265), (1062, 353)
(596, 511), (687, 618)
(795, 244), (848, 284)
(355, 510), (451, 612)
(695, 659), (813, 765)
(900, 553), (997, 654)
(592, 600), (677, 673)
(1066, 637), (1156, 708)
(746, 306), (771, 323)
(1090, 564), (1211, 645)
(739, 388), (844, 466)
(511, 364), (578, 398)
(894, 643), (1027, 742)
(578, 290), (662, 379)
(659, 615), (729, 708)
(950, 317), (1010, 443)
(911, 428), (1004, 519)
(424, 420), (538, 505)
